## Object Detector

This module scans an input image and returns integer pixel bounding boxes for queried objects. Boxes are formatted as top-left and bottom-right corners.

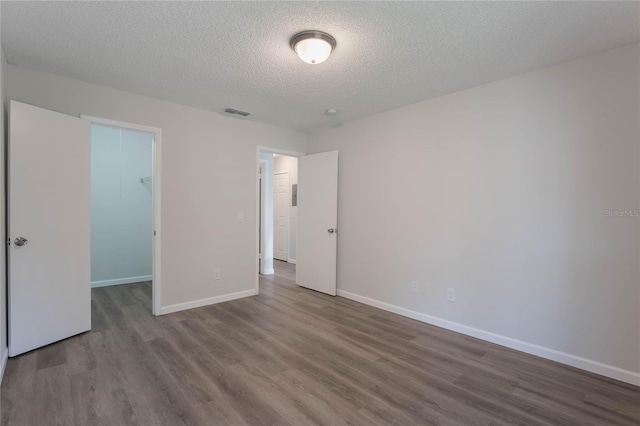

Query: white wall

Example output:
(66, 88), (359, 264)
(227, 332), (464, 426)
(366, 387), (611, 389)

(274, 155), (298, 262)
(5, 65), (306, 312)
(308, 43), (640, 384)
(91, 124), (153, 286)
(0, 34), (8, 378)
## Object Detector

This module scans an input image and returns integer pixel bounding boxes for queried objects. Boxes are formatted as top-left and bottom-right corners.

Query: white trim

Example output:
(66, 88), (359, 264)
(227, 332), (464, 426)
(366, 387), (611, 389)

(160, 289), (256, 315)
(91, 275), (152, 288)
(80, 115), (162, 136)
(256, 146), (305, 296)
(152, 126), (162, 316)
(81, 115), (162, 316)
(258, 146), (306, 158)
(287, 259), (297, 265)
(259, 159), (268, 276)
(262, 268), (275, 275)
(256, 153), (264, 291)
(0, 350), (8, 385)
(337, 289), (640, 387)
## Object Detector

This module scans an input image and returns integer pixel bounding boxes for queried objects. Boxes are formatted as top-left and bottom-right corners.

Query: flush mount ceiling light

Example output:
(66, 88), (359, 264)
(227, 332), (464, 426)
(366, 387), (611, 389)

(290, 30), (336, 65)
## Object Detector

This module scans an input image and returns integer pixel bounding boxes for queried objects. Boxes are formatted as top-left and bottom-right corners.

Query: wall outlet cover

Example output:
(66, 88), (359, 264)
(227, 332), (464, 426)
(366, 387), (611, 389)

(447, 288), (455, 302)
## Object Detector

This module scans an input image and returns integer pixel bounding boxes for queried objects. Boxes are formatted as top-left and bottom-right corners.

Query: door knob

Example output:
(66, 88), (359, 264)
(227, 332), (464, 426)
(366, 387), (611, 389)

(14, 237), (28, 246)
(328, 228), (334, 234)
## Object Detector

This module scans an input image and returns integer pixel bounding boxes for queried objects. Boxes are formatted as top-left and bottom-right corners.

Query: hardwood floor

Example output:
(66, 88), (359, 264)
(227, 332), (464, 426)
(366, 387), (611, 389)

(273, 259), (296, 282)
(2, 263), (639, 425)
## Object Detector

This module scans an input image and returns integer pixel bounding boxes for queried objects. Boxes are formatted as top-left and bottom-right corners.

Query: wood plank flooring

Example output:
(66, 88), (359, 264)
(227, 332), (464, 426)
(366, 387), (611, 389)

(2, 260), (639, 425)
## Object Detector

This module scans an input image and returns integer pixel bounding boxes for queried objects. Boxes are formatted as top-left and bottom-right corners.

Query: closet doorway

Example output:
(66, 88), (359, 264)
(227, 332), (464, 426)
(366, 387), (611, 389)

(84, 116), (162, 315)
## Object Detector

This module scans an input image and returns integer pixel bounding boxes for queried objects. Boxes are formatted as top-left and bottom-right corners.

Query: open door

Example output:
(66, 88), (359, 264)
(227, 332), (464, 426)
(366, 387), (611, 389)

(8, 101), (91, 356)
(296, 151), (338, 296)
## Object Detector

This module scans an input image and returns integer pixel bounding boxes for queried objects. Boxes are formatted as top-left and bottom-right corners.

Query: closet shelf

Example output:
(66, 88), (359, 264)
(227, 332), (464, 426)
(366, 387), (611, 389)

(140, 176), (152, 194)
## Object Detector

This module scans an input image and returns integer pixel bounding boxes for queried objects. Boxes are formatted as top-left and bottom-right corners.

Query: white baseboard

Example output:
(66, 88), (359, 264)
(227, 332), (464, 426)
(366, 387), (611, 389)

(337, 289), (640, 387)
(0, 349), (8, 385)
(262, 269), (275, 275)
(287, 259), (297, 265)
(160, 289), (257, 315)
(91, 275), (152, 288)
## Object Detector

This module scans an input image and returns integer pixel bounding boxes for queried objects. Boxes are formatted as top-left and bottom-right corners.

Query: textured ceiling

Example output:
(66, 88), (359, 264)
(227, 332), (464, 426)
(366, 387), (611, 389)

(1, 1), (639, 133)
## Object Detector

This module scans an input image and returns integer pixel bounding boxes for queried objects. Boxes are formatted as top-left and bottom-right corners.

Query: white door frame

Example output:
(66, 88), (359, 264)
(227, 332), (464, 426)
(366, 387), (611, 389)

(273, 170), (290, 262)
(258, 159), (268, 275)
(81, 115), (162, 316)
(256, 146), (304, 294)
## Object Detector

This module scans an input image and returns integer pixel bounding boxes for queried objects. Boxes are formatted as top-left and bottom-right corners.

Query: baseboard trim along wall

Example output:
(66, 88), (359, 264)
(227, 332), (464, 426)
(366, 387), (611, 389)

(287, 259), (297, 265)
(337, 289), (640, 387)
(160, 289), (257, 315)
(263, 269), (275, 275)
(0, 351), (8, 385)
(91, 275), (153, 288)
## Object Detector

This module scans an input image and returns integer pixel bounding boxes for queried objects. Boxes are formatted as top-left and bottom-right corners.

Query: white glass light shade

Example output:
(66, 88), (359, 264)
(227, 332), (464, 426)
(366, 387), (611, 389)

(290, 31), (336, 65)
(294, 38), (332, 64)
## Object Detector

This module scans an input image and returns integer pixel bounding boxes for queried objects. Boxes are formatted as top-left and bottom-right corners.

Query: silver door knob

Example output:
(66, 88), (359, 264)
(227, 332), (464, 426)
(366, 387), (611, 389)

(328, 228), (334, 234)
(14, 237), (28, 246)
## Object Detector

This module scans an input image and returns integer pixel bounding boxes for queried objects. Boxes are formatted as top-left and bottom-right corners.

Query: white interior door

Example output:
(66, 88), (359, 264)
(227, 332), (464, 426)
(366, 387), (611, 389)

(274, 172), (289, 261)
(8, 101), (91, 357)
(297, 151), (338, 296)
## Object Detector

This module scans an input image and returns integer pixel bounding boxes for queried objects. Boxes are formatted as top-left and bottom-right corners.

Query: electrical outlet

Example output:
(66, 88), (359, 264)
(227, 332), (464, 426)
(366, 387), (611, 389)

(213, 269), (221, 280)
(237, 211), (244, 222)
(447, 288), (455, 302)
(411, 281), (419, 294)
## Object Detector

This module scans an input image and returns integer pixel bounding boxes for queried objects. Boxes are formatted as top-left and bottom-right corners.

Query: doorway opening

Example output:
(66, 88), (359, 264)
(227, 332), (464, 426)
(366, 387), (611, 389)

(84, 116), (162, 315)
(256, 147), (339, 297)
(256, 147), (302, 293)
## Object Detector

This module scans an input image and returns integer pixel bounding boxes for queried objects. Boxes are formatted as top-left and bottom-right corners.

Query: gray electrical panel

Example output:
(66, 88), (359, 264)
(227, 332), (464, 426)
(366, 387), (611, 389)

(292, 184), (298, 206)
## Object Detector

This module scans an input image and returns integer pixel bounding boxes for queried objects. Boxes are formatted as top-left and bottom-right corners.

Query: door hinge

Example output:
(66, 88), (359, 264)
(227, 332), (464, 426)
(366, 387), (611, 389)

(154, 230), (156, 236)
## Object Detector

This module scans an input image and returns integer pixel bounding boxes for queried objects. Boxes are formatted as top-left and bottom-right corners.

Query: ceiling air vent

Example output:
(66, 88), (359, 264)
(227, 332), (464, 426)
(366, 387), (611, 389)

(223, 107), (251, 118)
